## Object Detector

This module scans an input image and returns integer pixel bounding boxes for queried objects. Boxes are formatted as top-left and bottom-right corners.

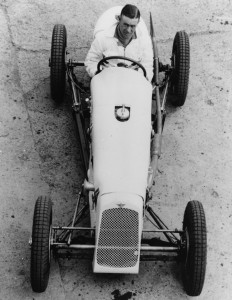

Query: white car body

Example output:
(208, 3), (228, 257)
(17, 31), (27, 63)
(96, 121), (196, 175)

(88, 67), (152, 273)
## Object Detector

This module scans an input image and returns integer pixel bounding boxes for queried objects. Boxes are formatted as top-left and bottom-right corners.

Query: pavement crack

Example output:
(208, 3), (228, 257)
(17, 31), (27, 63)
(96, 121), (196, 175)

(0, 133), (9, 138)
(158, 29), (229, 43)
(189, 29), (228, 37)
(13, 44), (50, 54)
(0, 3), (15, 49)
(69, 46), (89, 50)
(1, 3), (49, 188)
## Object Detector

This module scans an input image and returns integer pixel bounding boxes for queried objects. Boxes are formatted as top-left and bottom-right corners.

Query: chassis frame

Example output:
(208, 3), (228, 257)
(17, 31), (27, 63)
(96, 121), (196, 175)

(50, 57), (183, 262)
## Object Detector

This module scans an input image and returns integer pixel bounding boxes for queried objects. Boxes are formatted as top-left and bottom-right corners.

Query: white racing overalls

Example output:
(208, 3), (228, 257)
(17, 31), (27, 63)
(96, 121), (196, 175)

(84, 6), (153, 81)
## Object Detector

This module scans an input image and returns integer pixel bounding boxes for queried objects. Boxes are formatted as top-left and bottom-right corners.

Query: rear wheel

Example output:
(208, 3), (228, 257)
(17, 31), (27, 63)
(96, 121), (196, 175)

(50, 24), (67, 103)
(169, 31), (190, 106)
(30, 196), (52, 293)
(181, 200), (207, 296)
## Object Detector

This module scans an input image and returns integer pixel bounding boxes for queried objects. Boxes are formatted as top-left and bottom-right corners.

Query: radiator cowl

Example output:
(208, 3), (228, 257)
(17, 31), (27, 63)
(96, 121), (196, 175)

(93, 193), (143, 274)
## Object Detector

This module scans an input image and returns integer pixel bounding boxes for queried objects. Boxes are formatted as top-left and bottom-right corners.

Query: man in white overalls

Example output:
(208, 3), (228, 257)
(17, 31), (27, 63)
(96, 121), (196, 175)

(85, 4), (154, 82)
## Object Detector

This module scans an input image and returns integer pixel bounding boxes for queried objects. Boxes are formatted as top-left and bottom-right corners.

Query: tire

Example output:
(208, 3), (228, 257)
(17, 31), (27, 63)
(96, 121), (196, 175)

(169, 31), (190, 106)
(50, 24), (67, 103)
(181, 200), (207, 296)
(31, 196), (52, 293)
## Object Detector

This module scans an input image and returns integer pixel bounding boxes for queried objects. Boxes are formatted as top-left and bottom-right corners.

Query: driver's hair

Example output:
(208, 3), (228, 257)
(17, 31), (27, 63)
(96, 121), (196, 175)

(120, 4), (140, 20)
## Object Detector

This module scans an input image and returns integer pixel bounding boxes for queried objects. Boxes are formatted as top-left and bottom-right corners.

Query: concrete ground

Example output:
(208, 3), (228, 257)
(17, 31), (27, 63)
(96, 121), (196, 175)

(0, 0), (232, 299)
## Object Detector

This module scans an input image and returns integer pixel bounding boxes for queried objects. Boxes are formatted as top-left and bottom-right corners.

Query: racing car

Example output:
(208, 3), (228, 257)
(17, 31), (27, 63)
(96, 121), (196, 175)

(29, 12), (207, 297)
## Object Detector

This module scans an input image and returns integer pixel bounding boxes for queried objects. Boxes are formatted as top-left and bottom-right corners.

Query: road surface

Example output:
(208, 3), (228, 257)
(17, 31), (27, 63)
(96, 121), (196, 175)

(0, 0), (232, 299)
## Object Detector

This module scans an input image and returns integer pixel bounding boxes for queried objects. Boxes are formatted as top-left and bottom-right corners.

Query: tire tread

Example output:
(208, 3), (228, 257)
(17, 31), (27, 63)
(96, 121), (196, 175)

(30, 196), (52, 293)
(50, 24), (67, 103)
(183, 200), (207, 296)
(170, 31), (190, 106)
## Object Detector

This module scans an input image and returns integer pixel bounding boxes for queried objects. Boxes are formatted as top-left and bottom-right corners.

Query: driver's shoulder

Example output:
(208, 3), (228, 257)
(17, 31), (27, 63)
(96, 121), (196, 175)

(95, 24), (116, 40)
(94, 28), (117, 51)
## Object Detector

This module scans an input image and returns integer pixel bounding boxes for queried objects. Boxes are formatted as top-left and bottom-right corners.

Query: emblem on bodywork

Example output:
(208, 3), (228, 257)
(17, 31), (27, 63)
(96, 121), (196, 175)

(115, 105), (130, 122)
(117, 203), (126, 209)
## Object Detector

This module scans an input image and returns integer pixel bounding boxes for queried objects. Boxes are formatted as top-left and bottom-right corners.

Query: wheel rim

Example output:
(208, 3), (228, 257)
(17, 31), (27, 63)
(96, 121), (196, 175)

(172, 52), (176, 69)
(48, 226), (52, 263)
(170, 52), (176, 94)
(184, 228), (190, 268)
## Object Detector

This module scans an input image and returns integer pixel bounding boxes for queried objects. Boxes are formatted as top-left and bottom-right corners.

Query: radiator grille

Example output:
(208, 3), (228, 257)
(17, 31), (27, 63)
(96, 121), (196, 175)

(96, 208), (139, 268)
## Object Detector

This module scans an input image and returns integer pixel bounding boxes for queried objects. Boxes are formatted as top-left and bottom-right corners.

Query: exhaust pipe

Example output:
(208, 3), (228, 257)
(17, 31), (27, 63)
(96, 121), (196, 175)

(148, 133), (162, 188)
(148, 13), (163, 189)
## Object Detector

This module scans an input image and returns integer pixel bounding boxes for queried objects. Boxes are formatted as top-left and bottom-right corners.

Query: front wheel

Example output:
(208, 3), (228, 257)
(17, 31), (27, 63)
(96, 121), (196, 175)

(168, 31), (190, 106)
(181, 200), (207, 296)
(50, 24), (67, 103)
(30, 196), (52, 293)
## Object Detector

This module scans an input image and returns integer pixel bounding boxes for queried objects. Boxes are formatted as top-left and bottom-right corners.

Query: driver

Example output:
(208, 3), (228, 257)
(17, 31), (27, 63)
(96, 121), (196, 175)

(84, 4), (153, 81)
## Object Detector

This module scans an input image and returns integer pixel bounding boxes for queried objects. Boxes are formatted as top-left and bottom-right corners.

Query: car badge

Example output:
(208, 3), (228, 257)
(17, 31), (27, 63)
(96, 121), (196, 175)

(115, 105), (130, 121)
(117, 203), (125, 209)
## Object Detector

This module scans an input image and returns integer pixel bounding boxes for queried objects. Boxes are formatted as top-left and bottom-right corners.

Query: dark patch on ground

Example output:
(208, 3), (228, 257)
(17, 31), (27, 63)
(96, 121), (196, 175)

(111, 289), (134, 300)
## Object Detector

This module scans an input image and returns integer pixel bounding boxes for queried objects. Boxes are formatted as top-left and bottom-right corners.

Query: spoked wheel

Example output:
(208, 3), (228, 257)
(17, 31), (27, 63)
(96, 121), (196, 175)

(181, 200), (207, 296)
(169, 31), (190, 106)
(50, 24), (67, 103)
(31, 196), (52, 293)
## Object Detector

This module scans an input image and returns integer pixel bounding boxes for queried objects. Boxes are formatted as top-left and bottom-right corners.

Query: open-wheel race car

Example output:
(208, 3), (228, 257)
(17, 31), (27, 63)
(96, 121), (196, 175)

(29, 12), (207, 297)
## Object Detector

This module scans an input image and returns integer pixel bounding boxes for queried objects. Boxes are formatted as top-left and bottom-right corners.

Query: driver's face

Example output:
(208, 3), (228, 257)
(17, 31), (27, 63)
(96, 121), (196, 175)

(118, 15), (139, 39)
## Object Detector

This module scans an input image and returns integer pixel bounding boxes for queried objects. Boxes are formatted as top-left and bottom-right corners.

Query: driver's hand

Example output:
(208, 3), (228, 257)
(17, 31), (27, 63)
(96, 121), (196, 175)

(117, 62), (139, 71)
(102, 60), (109, 68)
(129, 64), (139, 71)
(95, 61), (109, 74)
(117, 62), (128, 68)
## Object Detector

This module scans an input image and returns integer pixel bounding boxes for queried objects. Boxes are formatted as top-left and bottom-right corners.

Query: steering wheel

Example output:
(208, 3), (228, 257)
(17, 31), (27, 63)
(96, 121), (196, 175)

(96, 56), (147, 78)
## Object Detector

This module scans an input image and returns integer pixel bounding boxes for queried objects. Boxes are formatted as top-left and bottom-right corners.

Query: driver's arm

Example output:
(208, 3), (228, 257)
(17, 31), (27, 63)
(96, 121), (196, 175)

(85, 35), (104, 77)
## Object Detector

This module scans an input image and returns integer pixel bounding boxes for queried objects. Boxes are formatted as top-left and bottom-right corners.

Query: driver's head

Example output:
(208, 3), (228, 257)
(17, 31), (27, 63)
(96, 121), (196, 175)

(118, 4), (140, 40)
